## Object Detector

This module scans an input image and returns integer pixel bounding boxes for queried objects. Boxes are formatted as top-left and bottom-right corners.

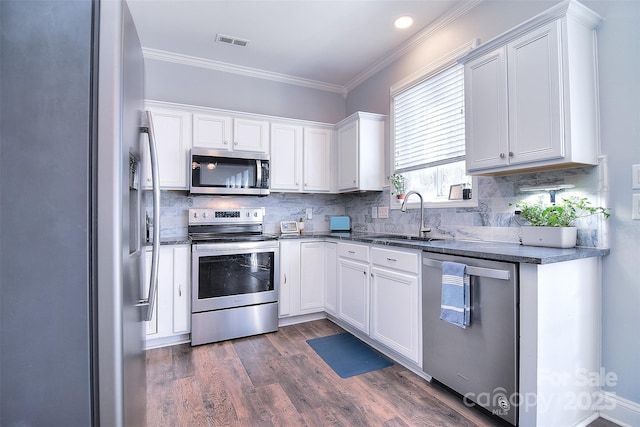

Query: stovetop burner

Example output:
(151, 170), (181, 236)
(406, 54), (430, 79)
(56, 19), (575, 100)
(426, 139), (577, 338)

(188, 207), (275, 243)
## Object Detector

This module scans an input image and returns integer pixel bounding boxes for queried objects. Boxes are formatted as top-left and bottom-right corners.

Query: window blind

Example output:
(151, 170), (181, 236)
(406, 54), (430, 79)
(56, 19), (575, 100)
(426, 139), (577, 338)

(394, 64), (465, 173)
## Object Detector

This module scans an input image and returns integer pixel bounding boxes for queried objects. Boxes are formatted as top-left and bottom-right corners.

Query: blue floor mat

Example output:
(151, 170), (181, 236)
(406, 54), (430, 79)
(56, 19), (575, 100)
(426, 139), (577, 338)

(306, 332), (393, 378)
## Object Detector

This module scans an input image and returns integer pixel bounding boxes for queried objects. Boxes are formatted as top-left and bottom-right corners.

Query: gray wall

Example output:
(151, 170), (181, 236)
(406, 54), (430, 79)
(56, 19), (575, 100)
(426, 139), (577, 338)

(146, 58), (346, 123)
(144, 0), (640, 408)
(0, 0), (95, 424)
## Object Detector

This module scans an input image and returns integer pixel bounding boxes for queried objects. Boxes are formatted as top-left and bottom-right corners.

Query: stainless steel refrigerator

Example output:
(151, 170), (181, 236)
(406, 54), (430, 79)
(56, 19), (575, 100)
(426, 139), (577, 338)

(0, 1), (159, 425)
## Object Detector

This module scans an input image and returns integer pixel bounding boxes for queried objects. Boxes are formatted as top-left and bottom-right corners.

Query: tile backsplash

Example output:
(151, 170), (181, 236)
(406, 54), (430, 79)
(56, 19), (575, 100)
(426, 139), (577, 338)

(147, 162), (608, 248)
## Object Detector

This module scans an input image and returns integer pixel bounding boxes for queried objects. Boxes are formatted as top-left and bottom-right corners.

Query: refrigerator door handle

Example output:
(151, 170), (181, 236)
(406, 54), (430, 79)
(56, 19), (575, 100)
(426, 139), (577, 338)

(138, 110), (161, 321)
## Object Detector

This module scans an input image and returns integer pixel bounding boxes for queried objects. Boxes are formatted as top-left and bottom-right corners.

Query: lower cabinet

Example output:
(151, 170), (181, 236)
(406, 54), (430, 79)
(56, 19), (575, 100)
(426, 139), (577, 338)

(370, 247), (421, 364)
(143, 244), (191, 348)
(337, 242), (370, 334)
(279, 240), (326, 318)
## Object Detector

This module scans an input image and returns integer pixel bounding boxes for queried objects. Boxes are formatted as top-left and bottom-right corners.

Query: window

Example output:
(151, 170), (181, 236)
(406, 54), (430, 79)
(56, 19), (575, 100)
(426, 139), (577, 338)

(391, 61), (476, 208)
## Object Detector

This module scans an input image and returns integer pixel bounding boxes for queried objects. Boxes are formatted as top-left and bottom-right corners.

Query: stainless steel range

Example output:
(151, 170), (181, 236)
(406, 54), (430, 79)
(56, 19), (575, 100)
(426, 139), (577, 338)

(189, 207), (279, 345)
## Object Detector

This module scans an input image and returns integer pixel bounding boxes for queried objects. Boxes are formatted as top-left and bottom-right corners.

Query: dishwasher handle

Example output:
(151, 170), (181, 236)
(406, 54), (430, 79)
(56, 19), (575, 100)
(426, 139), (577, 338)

(422, 257), (511, 280)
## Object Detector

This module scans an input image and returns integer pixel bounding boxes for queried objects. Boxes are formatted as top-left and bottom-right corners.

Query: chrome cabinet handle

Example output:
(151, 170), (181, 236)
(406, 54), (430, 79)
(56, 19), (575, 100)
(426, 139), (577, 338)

(178, 284), (182, 297)
(386, 257), (397, 262)
(422, 258), (511, 280)
(500, 153), (505, 159)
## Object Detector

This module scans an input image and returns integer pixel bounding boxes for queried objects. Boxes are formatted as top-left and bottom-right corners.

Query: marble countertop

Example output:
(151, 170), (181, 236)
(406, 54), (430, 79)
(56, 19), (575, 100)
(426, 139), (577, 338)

(282, 232), (610, 265)
(148, 232), (609, 265)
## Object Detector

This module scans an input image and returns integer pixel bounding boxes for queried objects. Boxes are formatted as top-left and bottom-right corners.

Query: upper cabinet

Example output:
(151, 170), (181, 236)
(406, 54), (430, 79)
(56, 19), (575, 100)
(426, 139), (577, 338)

(143, 106), (192, 190)
(270, 122), (332, 193)
(193, 113), (269, 153)
(461, 0), (603, 175)
(335, 112), (386, 192)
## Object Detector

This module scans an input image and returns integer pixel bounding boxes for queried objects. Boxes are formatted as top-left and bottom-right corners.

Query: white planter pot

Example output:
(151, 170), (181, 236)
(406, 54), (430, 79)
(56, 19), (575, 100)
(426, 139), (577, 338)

(520, 226), (577, 249)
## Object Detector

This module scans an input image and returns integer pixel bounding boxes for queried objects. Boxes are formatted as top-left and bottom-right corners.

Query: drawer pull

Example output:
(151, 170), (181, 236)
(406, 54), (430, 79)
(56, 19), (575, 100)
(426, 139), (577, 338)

(386, 257), (397, 262)
(348, 250), (356, 254)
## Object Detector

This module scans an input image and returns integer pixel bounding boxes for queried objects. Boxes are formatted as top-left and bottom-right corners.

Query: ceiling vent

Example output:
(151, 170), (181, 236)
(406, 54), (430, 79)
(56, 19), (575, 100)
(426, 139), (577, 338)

(216, 34), (250, 47)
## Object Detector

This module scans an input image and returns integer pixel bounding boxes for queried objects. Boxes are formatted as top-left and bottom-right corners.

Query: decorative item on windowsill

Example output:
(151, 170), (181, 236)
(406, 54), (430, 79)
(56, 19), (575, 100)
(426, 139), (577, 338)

(298, 217), (305, 233)
(512, 196), (610, 248)
(388, 173), (406, 200)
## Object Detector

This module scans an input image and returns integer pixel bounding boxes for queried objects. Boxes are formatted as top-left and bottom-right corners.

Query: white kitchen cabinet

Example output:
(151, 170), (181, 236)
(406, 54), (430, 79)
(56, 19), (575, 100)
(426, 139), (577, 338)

(278, 240), (299, 317)
(143, 244), (191, 349)
(193, 113), (269, 153)
(300, 242), (326, 313)
(192, 113), (232, 150)
(335, 112), (385, 192)
(462, 2), (602, 175)
(270, 123), (332, 193)
(270, 123), (303, 192)
(324, 242), (337, 316)
(337, 242), (370, 333)
(143, 107), (191, 189)
(370, 246), (421, 364)
(279, 240), (326, 318)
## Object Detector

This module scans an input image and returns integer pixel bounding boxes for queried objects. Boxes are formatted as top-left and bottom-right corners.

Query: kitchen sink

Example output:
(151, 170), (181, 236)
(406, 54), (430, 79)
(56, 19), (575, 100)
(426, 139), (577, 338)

(366, 234), (446, 242)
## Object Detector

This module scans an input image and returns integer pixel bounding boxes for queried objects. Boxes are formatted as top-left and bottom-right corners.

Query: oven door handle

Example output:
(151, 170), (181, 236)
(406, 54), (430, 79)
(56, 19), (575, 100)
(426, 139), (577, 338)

(138, 110), (161, 321)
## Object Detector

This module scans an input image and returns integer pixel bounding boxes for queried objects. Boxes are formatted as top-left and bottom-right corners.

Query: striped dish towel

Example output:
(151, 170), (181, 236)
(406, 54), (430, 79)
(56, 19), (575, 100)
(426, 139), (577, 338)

(440, 261), (470, 328)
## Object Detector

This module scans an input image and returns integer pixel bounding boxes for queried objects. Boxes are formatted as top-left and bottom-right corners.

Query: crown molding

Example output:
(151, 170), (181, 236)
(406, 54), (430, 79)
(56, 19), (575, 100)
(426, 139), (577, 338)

(143, 48), (347, 95)
(344, 0), (482, 93)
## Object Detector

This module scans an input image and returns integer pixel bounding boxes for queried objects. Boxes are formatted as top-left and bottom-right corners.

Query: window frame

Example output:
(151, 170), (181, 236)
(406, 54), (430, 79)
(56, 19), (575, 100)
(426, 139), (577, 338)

(389, 41), (478, 210)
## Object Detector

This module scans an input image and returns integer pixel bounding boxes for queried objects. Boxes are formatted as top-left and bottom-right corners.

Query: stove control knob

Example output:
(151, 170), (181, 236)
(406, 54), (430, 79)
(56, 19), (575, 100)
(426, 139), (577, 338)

(202, 212), (208, 218)
(254, 212), (258, 217)
(193, 212), (199, 218)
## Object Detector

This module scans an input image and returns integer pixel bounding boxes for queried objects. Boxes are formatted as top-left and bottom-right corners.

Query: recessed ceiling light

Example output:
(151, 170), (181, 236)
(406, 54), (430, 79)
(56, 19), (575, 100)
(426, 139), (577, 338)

(394, 16), (413, 29)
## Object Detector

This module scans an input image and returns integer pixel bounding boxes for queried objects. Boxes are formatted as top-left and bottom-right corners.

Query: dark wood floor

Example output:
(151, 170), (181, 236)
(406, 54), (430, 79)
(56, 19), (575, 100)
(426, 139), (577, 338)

(145, 319), (619, 427)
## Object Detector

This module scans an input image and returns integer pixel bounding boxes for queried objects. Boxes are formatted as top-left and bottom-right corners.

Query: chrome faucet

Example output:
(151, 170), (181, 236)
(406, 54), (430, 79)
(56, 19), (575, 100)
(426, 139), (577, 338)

(400, 190), (430, 236)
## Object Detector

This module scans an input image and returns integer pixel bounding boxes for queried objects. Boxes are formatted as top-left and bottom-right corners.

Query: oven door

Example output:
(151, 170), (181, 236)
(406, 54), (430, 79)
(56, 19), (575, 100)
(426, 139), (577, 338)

(191, 240), (279, 313)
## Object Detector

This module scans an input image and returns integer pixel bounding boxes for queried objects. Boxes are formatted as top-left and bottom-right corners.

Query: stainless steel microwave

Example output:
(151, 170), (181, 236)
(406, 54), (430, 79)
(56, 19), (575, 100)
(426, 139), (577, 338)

(190, 148), (270, 196)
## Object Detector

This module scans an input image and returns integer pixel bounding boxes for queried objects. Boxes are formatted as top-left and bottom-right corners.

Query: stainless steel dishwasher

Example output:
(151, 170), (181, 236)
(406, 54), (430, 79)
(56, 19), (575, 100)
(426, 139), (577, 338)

(422, 252), (518, 425)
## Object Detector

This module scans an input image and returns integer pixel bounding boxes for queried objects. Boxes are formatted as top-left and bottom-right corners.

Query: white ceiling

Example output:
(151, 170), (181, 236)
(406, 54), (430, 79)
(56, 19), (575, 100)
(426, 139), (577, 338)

(127, 0), (468, 93)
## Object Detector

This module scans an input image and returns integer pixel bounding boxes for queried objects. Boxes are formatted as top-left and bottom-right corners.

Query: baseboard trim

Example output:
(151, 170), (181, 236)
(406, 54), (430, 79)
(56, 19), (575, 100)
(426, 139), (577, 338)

(599, 391), (640, 427)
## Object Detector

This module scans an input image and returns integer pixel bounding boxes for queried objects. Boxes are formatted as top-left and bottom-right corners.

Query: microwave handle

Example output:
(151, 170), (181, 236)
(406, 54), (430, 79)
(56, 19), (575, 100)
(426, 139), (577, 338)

(256, 159), (262, 185)
(138, 110), (161, 322)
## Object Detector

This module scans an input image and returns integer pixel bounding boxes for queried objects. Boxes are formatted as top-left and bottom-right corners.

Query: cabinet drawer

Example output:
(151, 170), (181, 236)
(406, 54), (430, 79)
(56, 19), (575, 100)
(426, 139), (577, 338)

(371, 247), (419, 274)
(337, 242), (369, 262)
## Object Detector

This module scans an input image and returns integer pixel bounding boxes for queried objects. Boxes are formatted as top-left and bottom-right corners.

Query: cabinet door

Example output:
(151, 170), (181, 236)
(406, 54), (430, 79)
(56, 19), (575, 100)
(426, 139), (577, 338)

(303, 127), (331, 192)
(270, 123), (303, 191)
(337, 121), (358, 191)
(507, 21), (563, 165)
(465, 48), (509, 171)
(324, 242), (338, 315)
(370, 266), (420, 363)
(145, 109), (191, 189)
(172, 245), (190, 335)
(233, 118), (269, 153)
(337, 258), (369, 334)
(192, 113), (232, 150)
(278, 240), (300, 317)
(300, 242), (325, 313)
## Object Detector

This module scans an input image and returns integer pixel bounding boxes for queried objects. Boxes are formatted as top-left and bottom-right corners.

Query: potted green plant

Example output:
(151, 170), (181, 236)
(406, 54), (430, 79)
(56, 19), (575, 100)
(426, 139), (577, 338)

(513, 196), (610, 248)
(387, 173), (406, 199)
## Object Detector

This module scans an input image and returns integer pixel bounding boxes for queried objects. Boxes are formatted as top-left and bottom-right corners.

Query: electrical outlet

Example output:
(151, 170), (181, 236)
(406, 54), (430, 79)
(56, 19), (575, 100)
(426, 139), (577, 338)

(633, 194), (640, 220)
(633, 164), (640, 189)
(371, 206), (378, 219)
(378, 206), (389, 219)
(306, 208), (313, 220)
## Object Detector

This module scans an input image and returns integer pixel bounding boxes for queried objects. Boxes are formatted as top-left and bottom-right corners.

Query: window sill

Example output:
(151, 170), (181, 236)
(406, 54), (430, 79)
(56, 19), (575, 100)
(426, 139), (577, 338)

(390, 196), (478, 210)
